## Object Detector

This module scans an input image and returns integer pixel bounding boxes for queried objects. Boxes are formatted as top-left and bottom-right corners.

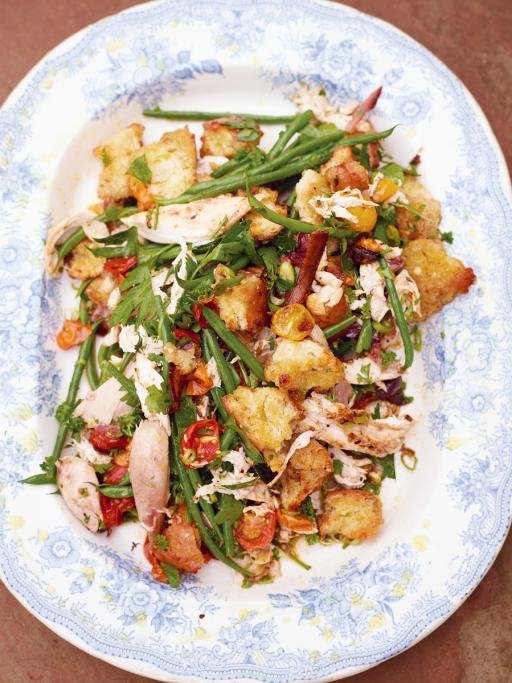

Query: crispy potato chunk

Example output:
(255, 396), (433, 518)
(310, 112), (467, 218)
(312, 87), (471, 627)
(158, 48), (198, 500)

(319, 489), (383, 540)
(214, 269), (267, 333)
(95, 123), (144, 201)
(280, 439), (332, 510)
(320, 145), (354, 175)
(247, 187), (286, 241)
(85, 271), (117, 307)
(223, 387), (299, 470)
(295, 170), (330, 225)
(200, 118), (262, 158)
(396, 176), (441, 239)
(66, 241), (105, 280)
(402, 238), (476, 321)
(152, 505), (204, 573)
(128, 128), (197, 210)
(323, 159), (370, 193)
(264, 338), (344, 392)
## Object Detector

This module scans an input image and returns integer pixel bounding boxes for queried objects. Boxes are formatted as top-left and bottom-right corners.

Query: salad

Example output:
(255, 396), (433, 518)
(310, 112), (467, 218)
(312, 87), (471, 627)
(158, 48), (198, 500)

(28, 85), (476, 586)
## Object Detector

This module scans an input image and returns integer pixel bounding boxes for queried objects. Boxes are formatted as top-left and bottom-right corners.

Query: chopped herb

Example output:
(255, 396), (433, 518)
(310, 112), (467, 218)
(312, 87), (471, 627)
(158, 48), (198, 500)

(332, 459), (343, 475)
(380, 348), (397, 368)
(117, 410), (143, 437)
(441, 231), (454, 244)
(356, 362), (372, 385)
(145, 384), (171, 415)
(161, 562), (181, 588)
(372, 402), (381, 419)
(101, 149), (111, 167)
(378, 453), (396, 480)
(411, 325), (423, 351)
(128, 154), (152, 184)
(154, 534), (169, 551)
(214, 495), (244, 525)
(78, 487), (89, 497)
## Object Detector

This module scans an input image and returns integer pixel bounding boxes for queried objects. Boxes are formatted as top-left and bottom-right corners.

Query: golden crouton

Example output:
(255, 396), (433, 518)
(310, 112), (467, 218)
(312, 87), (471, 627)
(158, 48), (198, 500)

(128, 128), (197, 210)
(395, 176), (441, 240)
(264, 338), (344, 392)
(247, 188), (286, 241)
(319, 489), (383, 540)
(280, 439), (332, 510)
(306, 291), (350, 329)
(320, 145), (354, 175)
(95, 123), (144, 201)
(323, 160), (370, 193)
(214, 269), (267, 334)
(402, 238), (476, 321)
(85, 271), (118, 307)
(66, 241), (105, 280)
(200, 117), (262, 158)
(295, 170), (330, 225)
(223, 386), (298, 470)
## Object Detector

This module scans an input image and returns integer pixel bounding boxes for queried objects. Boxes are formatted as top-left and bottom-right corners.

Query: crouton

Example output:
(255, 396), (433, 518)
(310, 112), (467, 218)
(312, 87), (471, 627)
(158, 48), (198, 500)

(319, 488), (383, 540)
(247, 187), (286, 241)
(264, 338), (343, 392)
(95, 123), (144, 201)
(295, 170), (330, 225)
(323, 159), (370, 193)
(319, 145), (354, 175)
(402, 238), (476, 321)
(306, 291), (350, 329)
(214, 269), (267, 333)
(85, 271), (117, 307)
(66, 241), (105, 280)
(395, 176), (441, 240)
(280, 439), (332, 510)
(223, 387), (298, 470)
(128, 128), (197, 210)
(200, 117), (262, 158)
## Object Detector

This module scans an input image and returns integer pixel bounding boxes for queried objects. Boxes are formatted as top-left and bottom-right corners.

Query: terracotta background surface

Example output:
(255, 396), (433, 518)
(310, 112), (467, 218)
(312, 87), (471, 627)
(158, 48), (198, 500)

(1, 1), (511, 682)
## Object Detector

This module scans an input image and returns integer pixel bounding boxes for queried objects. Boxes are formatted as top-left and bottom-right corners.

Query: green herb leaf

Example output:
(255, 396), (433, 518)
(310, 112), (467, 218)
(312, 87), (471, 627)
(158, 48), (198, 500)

(332, 459), (343, 475)
(441, 231), (454, 244)
(154, 534), (169, 550)
(145, 384), (170, 415)
(379, 162), (405, 184)
(161, 562), (181, 588)
(128, 154), (152, 184)
(117, 410), (143, 437)
(378, 453), (396, 480)
(214, 495), (244, 525)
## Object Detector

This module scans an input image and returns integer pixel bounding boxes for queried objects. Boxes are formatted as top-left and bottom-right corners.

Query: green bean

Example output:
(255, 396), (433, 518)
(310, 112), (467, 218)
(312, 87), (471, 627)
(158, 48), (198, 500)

(143, 107), (295, 124)
(24, 322), (100, 484)
(57, 227), (85, 263)
(230, 255), (250, 272)
(246, 185), (355, 239)
(170, 425), (252, 577)
(78, 300), (100, 390)
(323, 315), (358, 339)
(212, 155), (254, 179)
(355, 318), (373, 354)
(379, 257), (414, 369)
(201, 307), (264, 380)
(267, 110), (313, 160)
(203, 329), (239, 394)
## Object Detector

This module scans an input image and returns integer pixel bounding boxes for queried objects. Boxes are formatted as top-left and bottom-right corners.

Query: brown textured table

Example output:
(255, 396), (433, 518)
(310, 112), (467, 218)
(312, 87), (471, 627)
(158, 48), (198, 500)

(1, 1), (511, 682)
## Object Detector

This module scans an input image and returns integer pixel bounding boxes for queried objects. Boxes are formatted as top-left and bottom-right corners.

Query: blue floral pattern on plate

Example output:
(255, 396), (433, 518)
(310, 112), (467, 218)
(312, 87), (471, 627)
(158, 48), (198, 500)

(0, 1), (511, 681)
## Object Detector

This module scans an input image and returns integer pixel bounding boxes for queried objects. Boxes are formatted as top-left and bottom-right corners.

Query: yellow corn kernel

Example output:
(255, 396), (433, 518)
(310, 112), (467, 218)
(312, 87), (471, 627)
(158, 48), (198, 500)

(271, 303), (315, 341)
(373, 178), (399, 203)
(347, 205), (378, 232)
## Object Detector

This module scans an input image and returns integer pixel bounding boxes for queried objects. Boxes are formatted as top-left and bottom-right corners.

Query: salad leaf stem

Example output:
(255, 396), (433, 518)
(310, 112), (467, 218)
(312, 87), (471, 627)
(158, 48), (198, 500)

(323, 315), (358, 339)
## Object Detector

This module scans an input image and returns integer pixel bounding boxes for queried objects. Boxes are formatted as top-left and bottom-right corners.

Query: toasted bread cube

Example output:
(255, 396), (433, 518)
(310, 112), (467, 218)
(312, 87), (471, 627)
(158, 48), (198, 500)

(85, 271), (117, 307)
(214, 269), (267, 334)
(319, 488), (383, 540)
(396, 176), (441, 240)
(95, 123), (144, 201)
(323, 159), (370, 193)
(264, 338), (344, 392)
(320, 145), (354, 176)
(248, 188), (286, 241)
(295, 170), (330, 225)
(280, 439), (332, 510)
(66, 241), (105, 280)
(306, 292), (350, 329)
(128, 128), (197, 210)
(402, 238), (475, 321)
(223, 387), (298, 470)
(200, 118), (262, 158)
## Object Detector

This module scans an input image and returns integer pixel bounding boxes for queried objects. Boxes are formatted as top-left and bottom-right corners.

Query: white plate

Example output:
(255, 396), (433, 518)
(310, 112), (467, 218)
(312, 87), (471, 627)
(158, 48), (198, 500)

(1, 1), (511, 681)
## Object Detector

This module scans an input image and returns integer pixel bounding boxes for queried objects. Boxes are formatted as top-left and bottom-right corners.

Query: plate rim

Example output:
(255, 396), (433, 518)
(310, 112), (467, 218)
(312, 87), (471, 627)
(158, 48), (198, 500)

(1, 0), (511, 681)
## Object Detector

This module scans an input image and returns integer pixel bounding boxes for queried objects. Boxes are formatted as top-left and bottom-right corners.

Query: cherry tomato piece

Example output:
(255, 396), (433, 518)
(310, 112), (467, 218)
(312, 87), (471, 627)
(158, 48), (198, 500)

(180, 419), (220, 468)
(103, 464), (128, 485)
(104, 255), (138, 276)
(56, 320), (92, 350)
(185, 362), (214, 396)
(89, 425), (129, 453)
(234, 508), (277, 550)
(174, 328), (201, 345)
(100, 495), (135, 528)
(277, 509), (316, 533)
(191, 303), (208, 329)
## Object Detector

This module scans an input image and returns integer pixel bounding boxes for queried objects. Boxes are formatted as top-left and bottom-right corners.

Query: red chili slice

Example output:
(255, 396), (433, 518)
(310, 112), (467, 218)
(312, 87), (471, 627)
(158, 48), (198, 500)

(104, 255), (138, 276)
